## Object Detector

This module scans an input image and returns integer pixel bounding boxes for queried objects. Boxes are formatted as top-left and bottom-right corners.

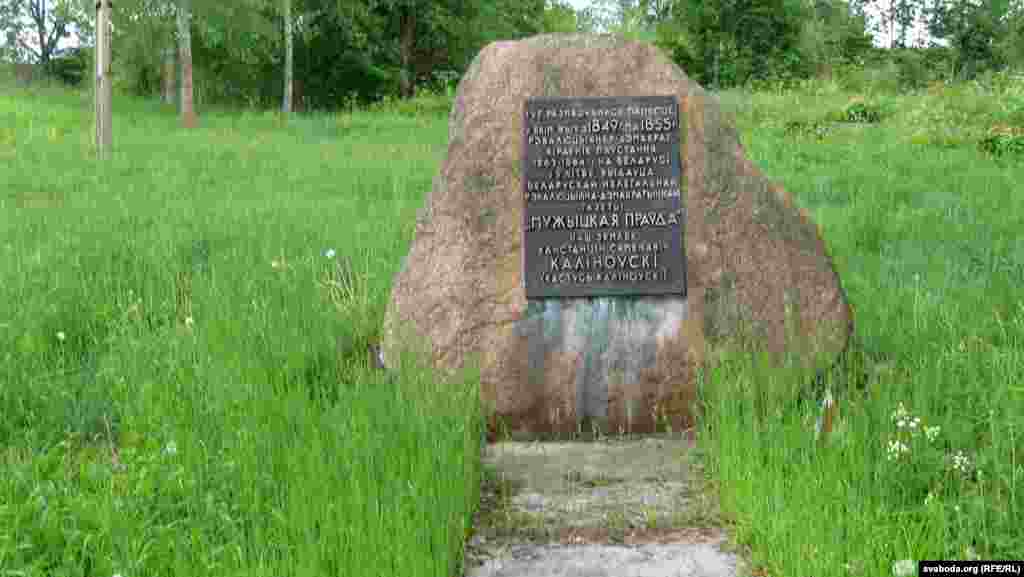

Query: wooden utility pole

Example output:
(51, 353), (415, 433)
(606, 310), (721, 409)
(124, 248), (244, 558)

(95, 0), (113, 160)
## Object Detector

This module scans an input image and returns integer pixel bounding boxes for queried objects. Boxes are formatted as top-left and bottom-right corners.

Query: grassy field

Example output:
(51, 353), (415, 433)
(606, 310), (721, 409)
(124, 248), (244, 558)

(2, 84), (481, 576)
(708, 73), (1024, 572)
(1, 70), (1022, 576)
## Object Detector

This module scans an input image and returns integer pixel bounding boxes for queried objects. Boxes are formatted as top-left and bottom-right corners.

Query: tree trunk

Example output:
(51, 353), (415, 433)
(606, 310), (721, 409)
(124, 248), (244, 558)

(162, 44), (176, 105)
(283, 0), (293, 113)
(713, 39), (721, 89)
(398, 6), (416, 99)
(293, 77), (304, 112)
(94, 0), (112, 160)
(13, 62), (36, 85)
(34, 0), (49, 71)
(177, 0), (197, 128)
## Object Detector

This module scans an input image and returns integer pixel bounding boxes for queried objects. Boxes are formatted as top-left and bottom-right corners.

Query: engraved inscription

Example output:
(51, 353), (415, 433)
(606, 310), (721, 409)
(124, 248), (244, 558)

(522, 96), (686, 298)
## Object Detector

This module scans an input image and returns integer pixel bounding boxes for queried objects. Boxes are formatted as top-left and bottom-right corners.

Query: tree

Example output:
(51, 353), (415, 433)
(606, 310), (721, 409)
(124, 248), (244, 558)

(112, 0), (177, 97)
(602, 0), (660, 41)
(576, 0), (619, 32)
(95, 0), (112, 159)
(105, 0), (269, 107)
(357, 0), (546, 98)
(0, 0), (88, 72)
(283, 0), (293, 112)
(881, 0), (922, 48)
(995, 0), (1024, 67)
(654, 0), (811, 88)
(539, 0), (582, 33)
(0, 1), (27, 63)
(26, 0), (72, 69)
(926, 0), (1016, 78)
(177, 0), (196, 126)
(798, 0), (873, 76)
(367, 0), (422, 98)
(162, 43), (175, 104)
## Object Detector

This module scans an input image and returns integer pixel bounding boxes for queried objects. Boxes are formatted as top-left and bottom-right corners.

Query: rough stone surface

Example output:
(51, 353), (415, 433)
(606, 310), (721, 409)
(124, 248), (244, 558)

(383, 33), (852, 437)
(467, 543), (738, 577)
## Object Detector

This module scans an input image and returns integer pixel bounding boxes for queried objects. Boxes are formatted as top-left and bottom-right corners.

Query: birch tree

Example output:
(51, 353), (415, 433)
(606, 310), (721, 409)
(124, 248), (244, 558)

(283, 0), (293, 112)
(177, 0), (195, 126)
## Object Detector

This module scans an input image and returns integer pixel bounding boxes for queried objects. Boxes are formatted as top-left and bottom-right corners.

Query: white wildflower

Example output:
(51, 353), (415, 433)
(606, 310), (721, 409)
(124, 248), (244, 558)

(951, 450), (972, 473)
(891, 402), (910, 422)
(887, 439), (911, 461)
(892, 559), (916, 577)
(324, 248), (336, 259)
(56, 331), (66, 342)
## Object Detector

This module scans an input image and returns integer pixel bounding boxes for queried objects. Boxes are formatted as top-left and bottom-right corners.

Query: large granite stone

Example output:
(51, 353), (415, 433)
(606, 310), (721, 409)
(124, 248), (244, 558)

(382, 33), (852, 438)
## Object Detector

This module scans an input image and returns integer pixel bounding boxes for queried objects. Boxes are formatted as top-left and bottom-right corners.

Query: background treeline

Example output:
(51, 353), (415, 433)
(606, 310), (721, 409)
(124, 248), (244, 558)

(2, 0), (1023, 109)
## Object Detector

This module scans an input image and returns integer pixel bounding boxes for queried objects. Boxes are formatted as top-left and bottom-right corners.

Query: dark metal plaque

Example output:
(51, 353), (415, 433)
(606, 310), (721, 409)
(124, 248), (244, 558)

(522, 95), (686, 299)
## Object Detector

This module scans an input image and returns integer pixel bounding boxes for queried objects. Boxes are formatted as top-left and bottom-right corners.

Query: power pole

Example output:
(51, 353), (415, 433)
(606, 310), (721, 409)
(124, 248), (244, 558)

(95, 0), (113, 160)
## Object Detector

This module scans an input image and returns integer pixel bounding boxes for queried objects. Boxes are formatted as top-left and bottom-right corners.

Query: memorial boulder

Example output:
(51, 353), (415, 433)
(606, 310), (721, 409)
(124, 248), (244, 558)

(382, 33), (852, 438)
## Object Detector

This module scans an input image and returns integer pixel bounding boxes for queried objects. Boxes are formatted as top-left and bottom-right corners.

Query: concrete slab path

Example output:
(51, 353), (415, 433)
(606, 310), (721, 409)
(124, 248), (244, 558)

(457, 434), (749, 577)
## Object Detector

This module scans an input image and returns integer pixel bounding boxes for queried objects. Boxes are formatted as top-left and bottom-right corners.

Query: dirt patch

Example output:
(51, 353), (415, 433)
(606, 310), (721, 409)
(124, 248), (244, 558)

(11, 191), (65, 209)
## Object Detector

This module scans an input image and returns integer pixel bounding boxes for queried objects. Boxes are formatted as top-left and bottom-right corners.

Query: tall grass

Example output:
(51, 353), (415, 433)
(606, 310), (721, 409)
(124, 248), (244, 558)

(1, 70), (1021, 577)
(2, 83), (482, 576)
(704, 73), (1023, 572)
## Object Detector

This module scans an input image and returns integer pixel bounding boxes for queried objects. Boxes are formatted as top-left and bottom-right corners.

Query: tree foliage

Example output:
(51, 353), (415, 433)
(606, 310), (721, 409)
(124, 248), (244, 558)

(798, 0), (874, 76)
(94, 0), (548, 106)
(539, 0), (585, 34)
(652, 0), (813, 88)
(25, 0), (1021, 107)
(925, 0), (1022, 78)
(0, 0), (89, 69)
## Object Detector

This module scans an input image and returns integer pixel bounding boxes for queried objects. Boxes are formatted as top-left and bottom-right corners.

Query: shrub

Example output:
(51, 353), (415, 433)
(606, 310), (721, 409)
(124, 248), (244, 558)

(367, 87), (454, 117)
(978, 125), (1024, 158)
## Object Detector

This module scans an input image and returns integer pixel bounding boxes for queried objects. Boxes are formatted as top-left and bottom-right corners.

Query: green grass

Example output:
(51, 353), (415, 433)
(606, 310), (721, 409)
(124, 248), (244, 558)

(2, 84), (482, 576)
(707, 73), (1024, 573)
(2, 70), (1022, 577)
